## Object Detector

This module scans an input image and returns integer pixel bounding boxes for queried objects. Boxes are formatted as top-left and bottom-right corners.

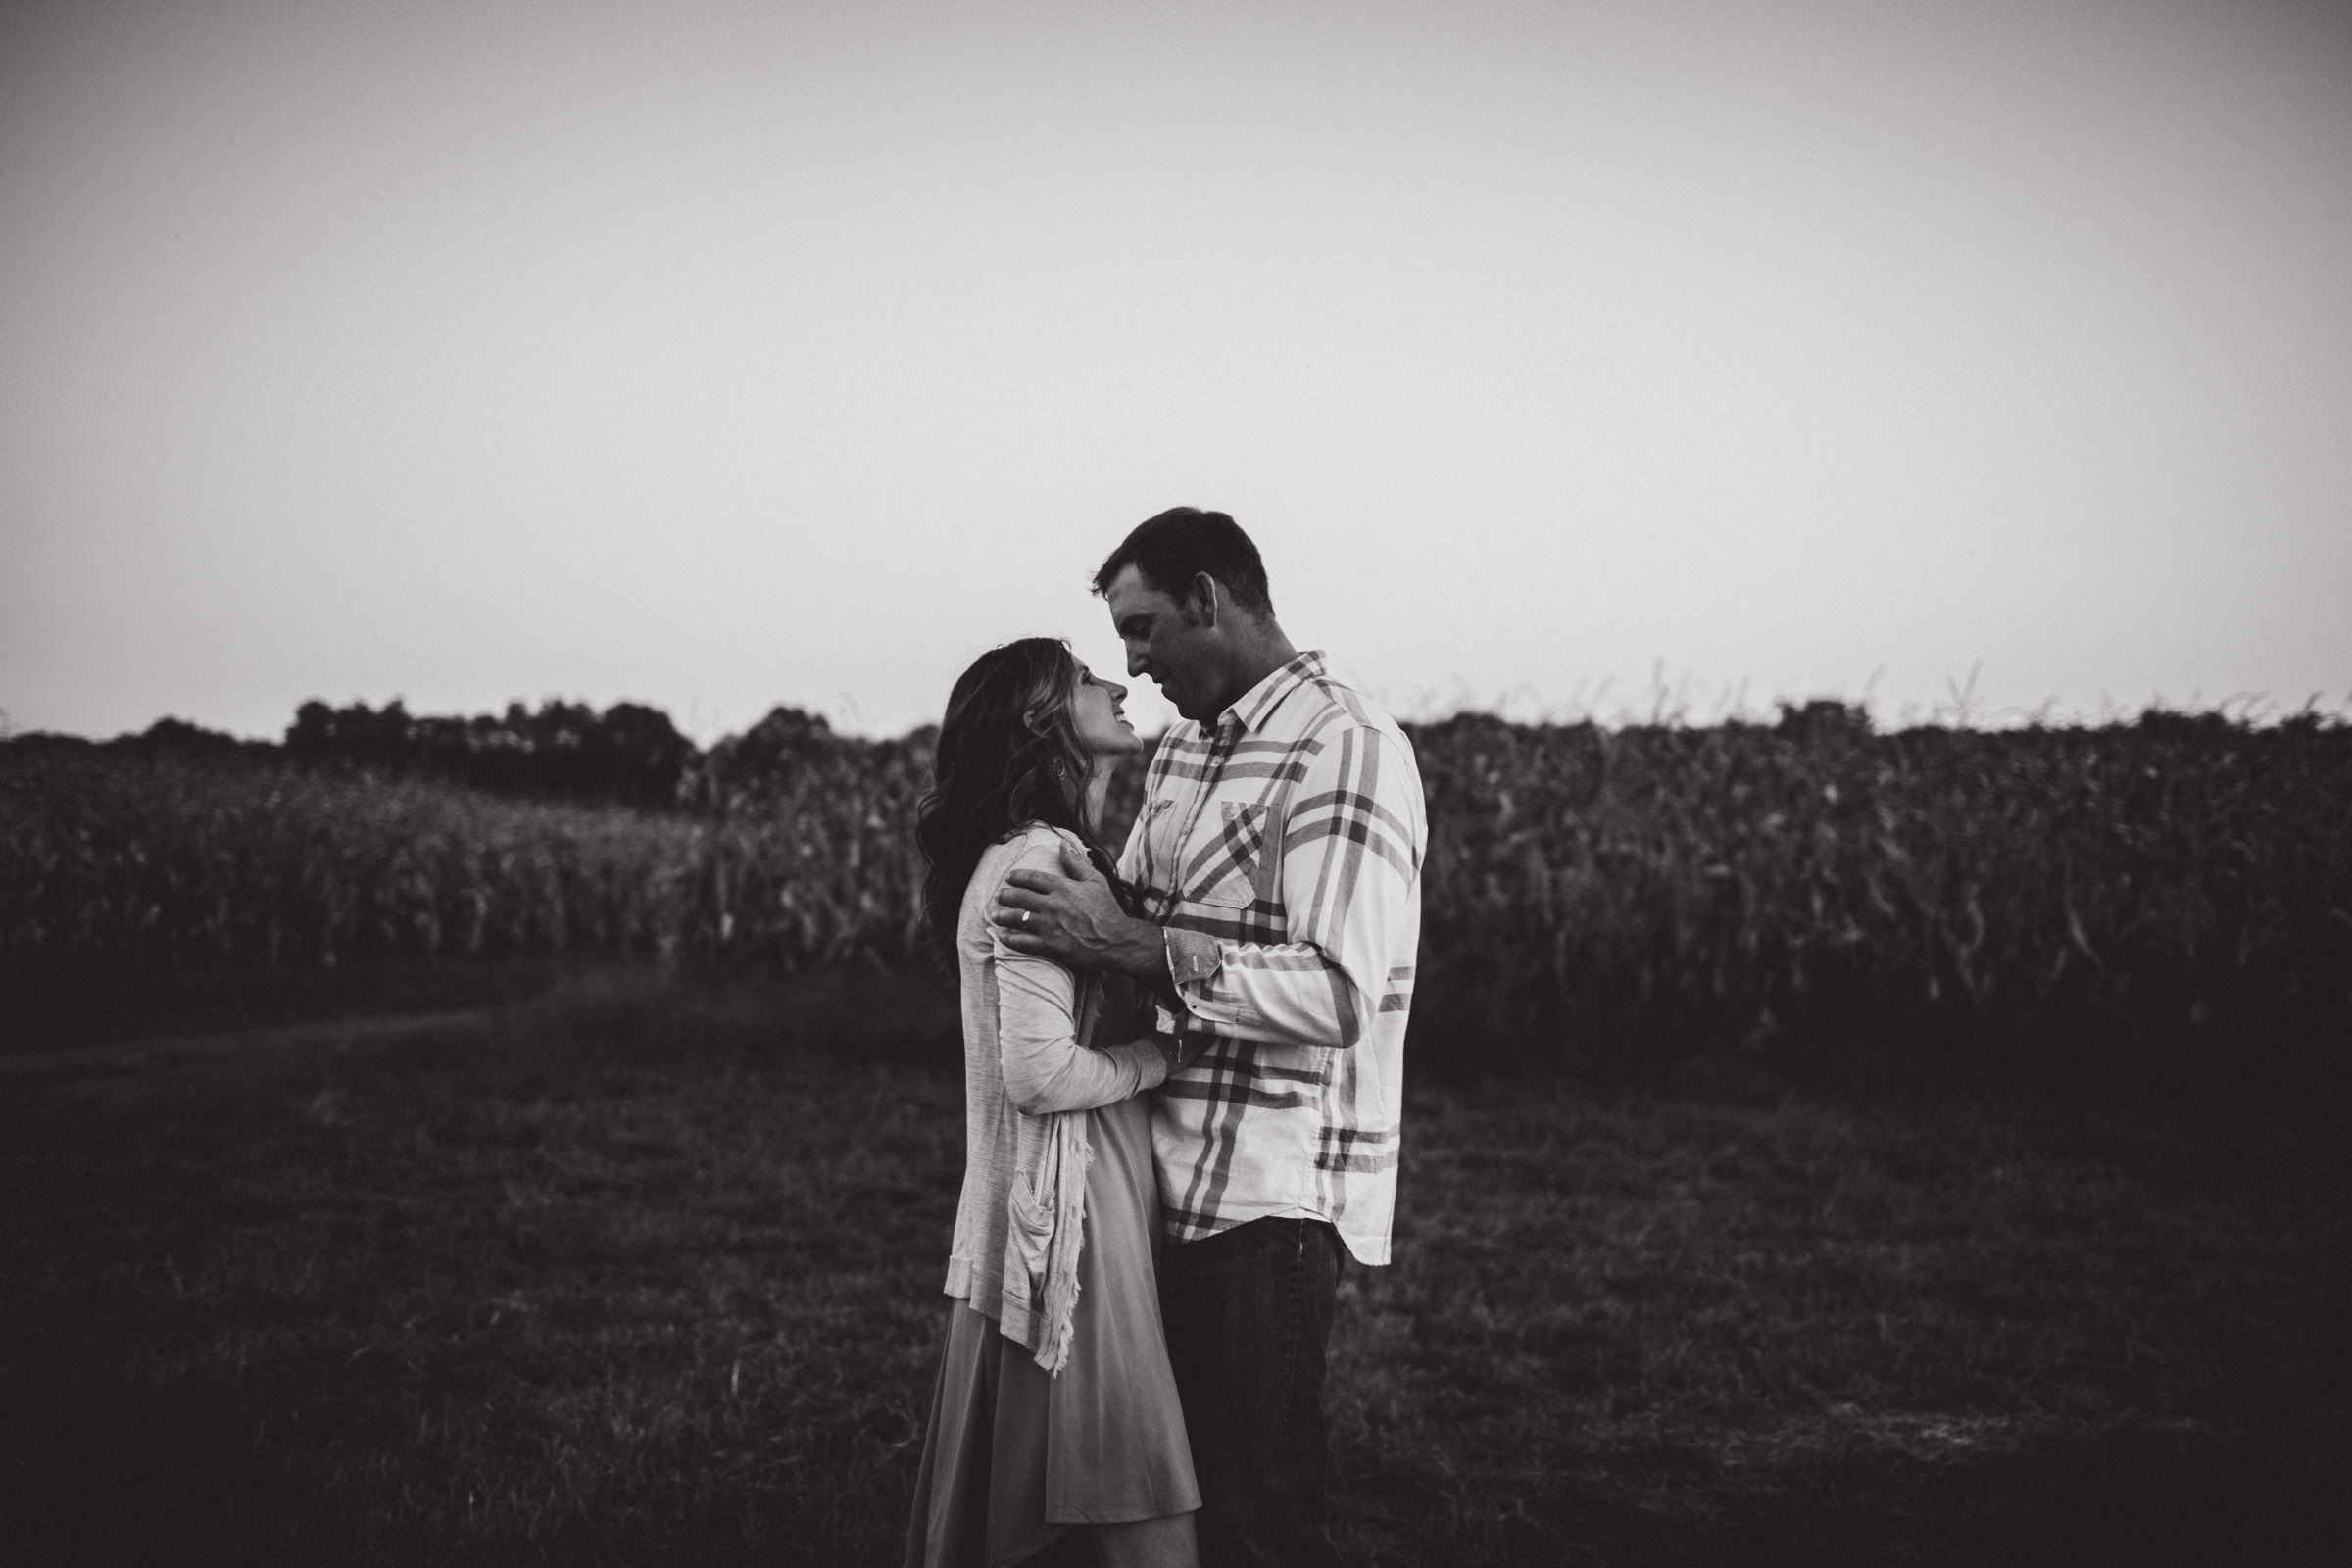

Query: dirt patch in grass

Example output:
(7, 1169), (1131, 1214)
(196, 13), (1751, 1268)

(2, 972), (2342, 1565)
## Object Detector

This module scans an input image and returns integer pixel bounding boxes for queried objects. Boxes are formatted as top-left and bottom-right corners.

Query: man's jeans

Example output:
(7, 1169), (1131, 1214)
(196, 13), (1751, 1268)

(1157, 1217), (1345, 1568)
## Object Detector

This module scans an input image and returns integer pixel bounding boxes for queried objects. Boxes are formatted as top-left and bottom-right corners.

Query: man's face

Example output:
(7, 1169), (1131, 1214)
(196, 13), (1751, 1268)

(1104, 564), (1219, 722)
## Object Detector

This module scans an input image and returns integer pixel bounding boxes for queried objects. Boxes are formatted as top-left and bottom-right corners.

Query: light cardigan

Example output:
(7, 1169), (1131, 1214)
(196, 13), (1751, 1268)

(941, 823), (1170, 1372)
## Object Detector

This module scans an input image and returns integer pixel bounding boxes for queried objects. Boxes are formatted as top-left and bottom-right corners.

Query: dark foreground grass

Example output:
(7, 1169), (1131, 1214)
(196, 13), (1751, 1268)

(2, 972), (2343, 1567)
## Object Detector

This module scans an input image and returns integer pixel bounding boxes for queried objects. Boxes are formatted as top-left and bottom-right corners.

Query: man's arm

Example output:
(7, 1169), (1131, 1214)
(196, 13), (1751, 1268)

(992, 724), (1424, 1049)
(990, 839), (1170, 985)
(989, 837), (1189, 1096)
(1165, 723), (1423, 1052)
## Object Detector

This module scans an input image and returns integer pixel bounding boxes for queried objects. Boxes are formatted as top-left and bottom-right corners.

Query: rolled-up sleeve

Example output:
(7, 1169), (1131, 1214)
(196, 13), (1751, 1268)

(1168, 724), (1424, 1051)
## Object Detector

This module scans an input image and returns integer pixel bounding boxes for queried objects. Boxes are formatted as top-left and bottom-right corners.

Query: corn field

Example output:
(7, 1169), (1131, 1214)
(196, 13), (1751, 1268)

(0, 742), (931, 972)
(1411, 706), (2352, 1077)
(5, 707), (2348, 1078)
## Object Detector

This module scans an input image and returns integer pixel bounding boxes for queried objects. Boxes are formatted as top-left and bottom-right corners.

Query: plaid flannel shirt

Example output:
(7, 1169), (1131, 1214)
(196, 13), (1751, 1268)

(1120, 651), (1426, 1266)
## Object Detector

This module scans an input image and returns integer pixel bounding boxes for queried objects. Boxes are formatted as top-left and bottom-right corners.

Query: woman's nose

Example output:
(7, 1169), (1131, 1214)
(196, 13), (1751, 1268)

(1107, 679), (1128, 702)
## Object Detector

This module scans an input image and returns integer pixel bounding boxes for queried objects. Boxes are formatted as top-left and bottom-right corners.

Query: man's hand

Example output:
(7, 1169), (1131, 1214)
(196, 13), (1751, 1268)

(992, 838), (1166, 981)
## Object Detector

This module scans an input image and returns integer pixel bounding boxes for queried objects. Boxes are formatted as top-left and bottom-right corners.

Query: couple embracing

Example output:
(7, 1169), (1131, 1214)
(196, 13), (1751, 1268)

(904, 509), (1427, 1568)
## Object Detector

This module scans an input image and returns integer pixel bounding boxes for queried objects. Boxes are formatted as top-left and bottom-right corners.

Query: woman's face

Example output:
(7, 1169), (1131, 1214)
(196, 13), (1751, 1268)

(1067, 662), (1143, 758)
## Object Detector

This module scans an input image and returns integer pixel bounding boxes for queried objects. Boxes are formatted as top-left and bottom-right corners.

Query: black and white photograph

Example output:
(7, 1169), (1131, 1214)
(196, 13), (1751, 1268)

(2, 1), (2346, 1563)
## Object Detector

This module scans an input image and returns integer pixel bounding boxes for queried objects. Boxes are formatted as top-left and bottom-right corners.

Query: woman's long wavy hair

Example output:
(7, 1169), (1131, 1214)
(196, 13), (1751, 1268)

(915, 638), (1112, 965)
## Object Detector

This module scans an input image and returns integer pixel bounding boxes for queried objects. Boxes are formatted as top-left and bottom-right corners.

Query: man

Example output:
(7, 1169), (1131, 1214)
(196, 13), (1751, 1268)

(993, 508), (1426, 1568)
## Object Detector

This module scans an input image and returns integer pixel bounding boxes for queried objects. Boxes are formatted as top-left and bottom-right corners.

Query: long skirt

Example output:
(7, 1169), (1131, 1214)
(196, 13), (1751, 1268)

(904, 1096), (1200, 1568)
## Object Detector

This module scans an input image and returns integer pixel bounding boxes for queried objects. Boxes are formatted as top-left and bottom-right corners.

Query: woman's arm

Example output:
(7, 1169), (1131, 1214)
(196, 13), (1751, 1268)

(992, 841), (1171, 1115)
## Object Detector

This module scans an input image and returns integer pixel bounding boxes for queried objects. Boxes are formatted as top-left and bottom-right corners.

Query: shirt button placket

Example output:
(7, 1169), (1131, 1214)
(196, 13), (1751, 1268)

(1170, 713), (1239, 914)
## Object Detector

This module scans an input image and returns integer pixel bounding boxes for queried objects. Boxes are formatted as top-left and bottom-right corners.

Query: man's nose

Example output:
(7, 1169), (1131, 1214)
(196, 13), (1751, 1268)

(1124, 647), (1147, 678)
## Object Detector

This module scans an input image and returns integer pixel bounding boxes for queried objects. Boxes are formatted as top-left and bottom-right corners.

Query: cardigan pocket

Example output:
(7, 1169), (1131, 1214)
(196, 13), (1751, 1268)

(1006, 1167), (1054, 1284)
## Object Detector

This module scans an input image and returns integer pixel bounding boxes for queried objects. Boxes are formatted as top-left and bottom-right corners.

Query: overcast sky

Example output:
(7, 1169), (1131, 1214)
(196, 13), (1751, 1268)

(3, 0), (2346, 743)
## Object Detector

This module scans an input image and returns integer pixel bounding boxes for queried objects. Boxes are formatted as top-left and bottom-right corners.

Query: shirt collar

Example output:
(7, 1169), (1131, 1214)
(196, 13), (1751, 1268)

(1219, 650), (1327, 736)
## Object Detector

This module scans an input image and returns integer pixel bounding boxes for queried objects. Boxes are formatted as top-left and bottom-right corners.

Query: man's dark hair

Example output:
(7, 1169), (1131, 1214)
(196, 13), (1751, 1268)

(1093, 508), (1275, 619)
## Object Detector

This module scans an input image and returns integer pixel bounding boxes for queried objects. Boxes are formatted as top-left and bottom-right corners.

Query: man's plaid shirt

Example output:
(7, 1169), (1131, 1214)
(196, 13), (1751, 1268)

(1120, 651), (1426, 1266)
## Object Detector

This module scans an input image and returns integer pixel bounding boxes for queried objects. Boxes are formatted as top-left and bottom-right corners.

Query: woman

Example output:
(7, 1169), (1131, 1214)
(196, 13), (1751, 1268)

(904, 639), (1200, 1568)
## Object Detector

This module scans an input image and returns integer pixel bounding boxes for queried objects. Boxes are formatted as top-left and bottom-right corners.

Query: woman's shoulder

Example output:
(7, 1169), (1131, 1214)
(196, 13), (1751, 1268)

(958, 824), (1078, 946)
(972, 821), (1077, 882)
(998, 820), (1083, 854)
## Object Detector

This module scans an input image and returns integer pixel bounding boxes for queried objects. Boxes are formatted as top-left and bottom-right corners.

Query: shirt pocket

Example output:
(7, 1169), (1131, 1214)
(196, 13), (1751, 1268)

(1190, 801), (1270, 909)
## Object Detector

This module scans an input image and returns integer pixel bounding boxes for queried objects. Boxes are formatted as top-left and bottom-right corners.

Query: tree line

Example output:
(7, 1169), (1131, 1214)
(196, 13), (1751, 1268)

(5, 698), (928, 813)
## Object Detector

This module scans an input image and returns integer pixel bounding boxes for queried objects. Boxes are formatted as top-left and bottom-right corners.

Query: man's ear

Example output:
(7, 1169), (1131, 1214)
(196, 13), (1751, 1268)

(1185, 572), (1221, 630)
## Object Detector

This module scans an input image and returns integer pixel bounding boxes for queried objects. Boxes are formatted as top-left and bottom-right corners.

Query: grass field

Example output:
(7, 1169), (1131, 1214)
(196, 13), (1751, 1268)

(4, 969), (2342, 1566)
